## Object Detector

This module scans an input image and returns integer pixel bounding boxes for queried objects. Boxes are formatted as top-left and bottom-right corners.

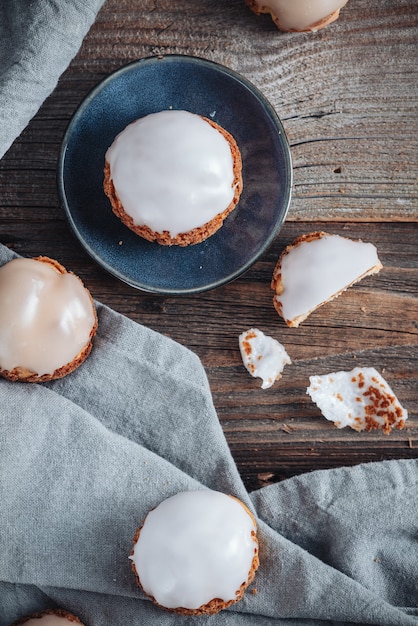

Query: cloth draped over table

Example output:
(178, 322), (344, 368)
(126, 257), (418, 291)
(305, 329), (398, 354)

(0, 0), (105, 160)
(0, 1), (417, 625)
(0, 244), (417, 626)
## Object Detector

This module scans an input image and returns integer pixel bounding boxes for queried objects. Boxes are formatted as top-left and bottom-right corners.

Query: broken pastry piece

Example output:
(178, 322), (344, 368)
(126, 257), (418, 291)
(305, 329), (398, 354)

(11, 609), (84, 625)
(271, 232), (382, 327)
(307, 367), (408, 434)
(245, 0), (349, 32)
(239, 328), (291, 389)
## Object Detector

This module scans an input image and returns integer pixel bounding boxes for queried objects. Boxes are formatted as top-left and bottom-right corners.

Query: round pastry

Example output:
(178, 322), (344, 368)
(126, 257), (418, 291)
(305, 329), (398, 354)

(104, 110), (243, 246)
(245, 0), (349, 32)
(11, 609), (84, 626)
(0, 256), (98, 382)
(130, 489), (259, 615)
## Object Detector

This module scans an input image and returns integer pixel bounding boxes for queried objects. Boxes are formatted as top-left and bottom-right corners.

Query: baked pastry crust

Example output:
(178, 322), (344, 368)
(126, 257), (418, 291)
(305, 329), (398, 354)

(130, 494), (259, 616)
(104, 116), (243, 246)
(11, 609), (84, 625)
(0, 256), (97, 383)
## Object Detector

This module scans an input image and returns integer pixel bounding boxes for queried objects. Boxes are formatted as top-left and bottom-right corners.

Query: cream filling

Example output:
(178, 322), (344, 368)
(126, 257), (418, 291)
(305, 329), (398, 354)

(255, 0), (349, 30)
(106, 110), (236, 236)
(131, 489), (257, 610)
(0, 258), (95, 375)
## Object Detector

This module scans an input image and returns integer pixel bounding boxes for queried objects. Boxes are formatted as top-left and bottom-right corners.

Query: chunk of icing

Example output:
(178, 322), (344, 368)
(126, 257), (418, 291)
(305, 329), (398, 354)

(307, 367), (408, 434)
(0, 258), (95, 375)
(131, 489), (257, 610)
(274, 234), (381, 325)
(253, 0), (349, 30)
(105, 110), (236, 236)
(239, 328), (291, 389)
(20, 618), (76, 626)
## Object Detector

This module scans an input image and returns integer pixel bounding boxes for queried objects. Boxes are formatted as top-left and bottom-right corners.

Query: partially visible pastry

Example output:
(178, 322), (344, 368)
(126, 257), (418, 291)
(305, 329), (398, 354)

(11, 609), (84, 626)
(104, 110), (243, 246)
(0, 256), (97, 382)
(130, 489), (259, 615)
(245, 0), (349, 32)
(271, 232), (382, 327)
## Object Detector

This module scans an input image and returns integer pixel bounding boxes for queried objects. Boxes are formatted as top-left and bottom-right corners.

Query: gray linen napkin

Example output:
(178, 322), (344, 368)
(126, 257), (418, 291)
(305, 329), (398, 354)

(0, 243), (417, 626)
(0, 0), (105, 159)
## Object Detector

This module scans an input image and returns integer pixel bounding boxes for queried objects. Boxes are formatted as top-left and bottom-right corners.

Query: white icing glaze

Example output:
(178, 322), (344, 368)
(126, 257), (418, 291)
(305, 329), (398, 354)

(105, 110), (236, 236)
(131, 489), (257, 610)
(274, 234), (381, 325)
(254, 0), (349, 30)
(239, 328), (291, 389)
(22, 617), (75, 626)
(307, 367), (408, 432)
(0, 258), (95, 375)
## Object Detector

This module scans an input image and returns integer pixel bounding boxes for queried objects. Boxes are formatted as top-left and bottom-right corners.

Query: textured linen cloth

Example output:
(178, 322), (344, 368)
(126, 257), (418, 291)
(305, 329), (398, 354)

(0, 1), (417, 624)
(0, 0), (105, 160)
(0, 245), (417, 626)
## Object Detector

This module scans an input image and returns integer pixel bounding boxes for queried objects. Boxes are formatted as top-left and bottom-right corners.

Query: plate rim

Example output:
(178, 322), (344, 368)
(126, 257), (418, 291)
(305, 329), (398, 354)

(57, 54), (293, 295)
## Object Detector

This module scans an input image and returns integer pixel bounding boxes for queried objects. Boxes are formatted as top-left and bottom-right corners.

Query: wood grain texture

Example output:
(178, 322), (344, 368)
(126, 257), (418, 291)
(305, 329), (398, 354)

(0, 0), (417, 490)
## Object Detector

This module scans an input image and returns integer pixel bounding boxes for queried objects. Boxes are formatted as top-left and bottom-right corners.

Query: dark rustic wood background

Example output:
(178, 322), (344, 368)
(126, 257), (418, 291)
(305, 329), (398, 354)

(1, 0), (417, 490)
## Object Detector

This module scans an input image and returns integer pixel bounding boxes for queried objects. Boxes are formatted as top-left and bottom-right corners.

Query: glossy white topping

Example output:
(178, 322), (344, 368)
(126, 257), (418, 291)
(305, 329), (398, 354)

(131, 489), (257, 610)
(273, 234), (382, 326)
(307, 367), (408, 433)
(21, 617), (76, 626)
(0, 258), (95, 375)
(105, 110), (236, 236)
(253, 0), (349, 31)
(239, 328), (291, 389)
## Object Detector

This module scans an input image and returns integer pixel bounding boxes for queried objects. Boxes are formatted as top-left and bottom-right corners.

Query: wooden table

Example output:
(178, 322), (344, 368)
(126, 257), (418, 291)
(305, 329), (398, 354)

(1, 0), (417, 491)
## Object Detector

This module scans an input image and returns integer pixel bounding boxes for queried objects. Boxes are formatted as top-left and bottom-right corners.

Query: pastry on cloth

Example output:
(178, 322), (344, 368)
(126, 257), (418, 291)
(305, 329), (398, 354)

(239, 327), (291, 389)
(130, 489), (259, 615)
(104, 110), (243, 246)
(11, 609), (84, 625)
(245, 0), (349, 32)
(0, 256), (97, 382)
(271, 232), (382, 327)
(307, 367), (408, 434)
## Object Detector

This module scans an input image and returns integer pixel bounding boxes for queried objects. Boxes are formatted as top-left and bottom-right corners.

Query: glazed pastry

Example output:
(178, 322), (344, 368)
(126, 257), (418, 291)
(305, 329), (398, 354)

(130, 489), (259, 615)
(245, 0), (349, 32)
(104, 110), (243, 246)
(0, 256), (97, 382)
(271, 232), (382, 327)
(239, 328), (291, 389)
(307, 367), (408, 434)
(10, 608), (84, 626)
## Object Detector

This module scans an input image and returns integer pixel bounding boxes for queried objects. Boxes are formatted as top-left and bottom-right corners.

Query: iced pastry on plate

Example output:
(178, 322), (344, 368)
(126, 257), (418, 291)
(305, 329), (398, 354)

(239, 328), (291, 389)
(11, 609), (84, 626)
(245, 0), (349, 32)
(0, 256), (97, 382)
(307, 367), (408, 434)
(104, 110), (243, 246)
(130, 489), (259, 615)
(271, 232), (382, 327)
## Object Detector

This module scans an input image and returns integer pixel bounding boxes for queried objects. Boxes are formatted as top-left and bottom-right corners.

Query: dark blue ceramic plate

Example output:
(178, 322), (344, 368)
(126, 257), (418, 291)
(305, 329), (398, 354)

(58, 55), (292, 294)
